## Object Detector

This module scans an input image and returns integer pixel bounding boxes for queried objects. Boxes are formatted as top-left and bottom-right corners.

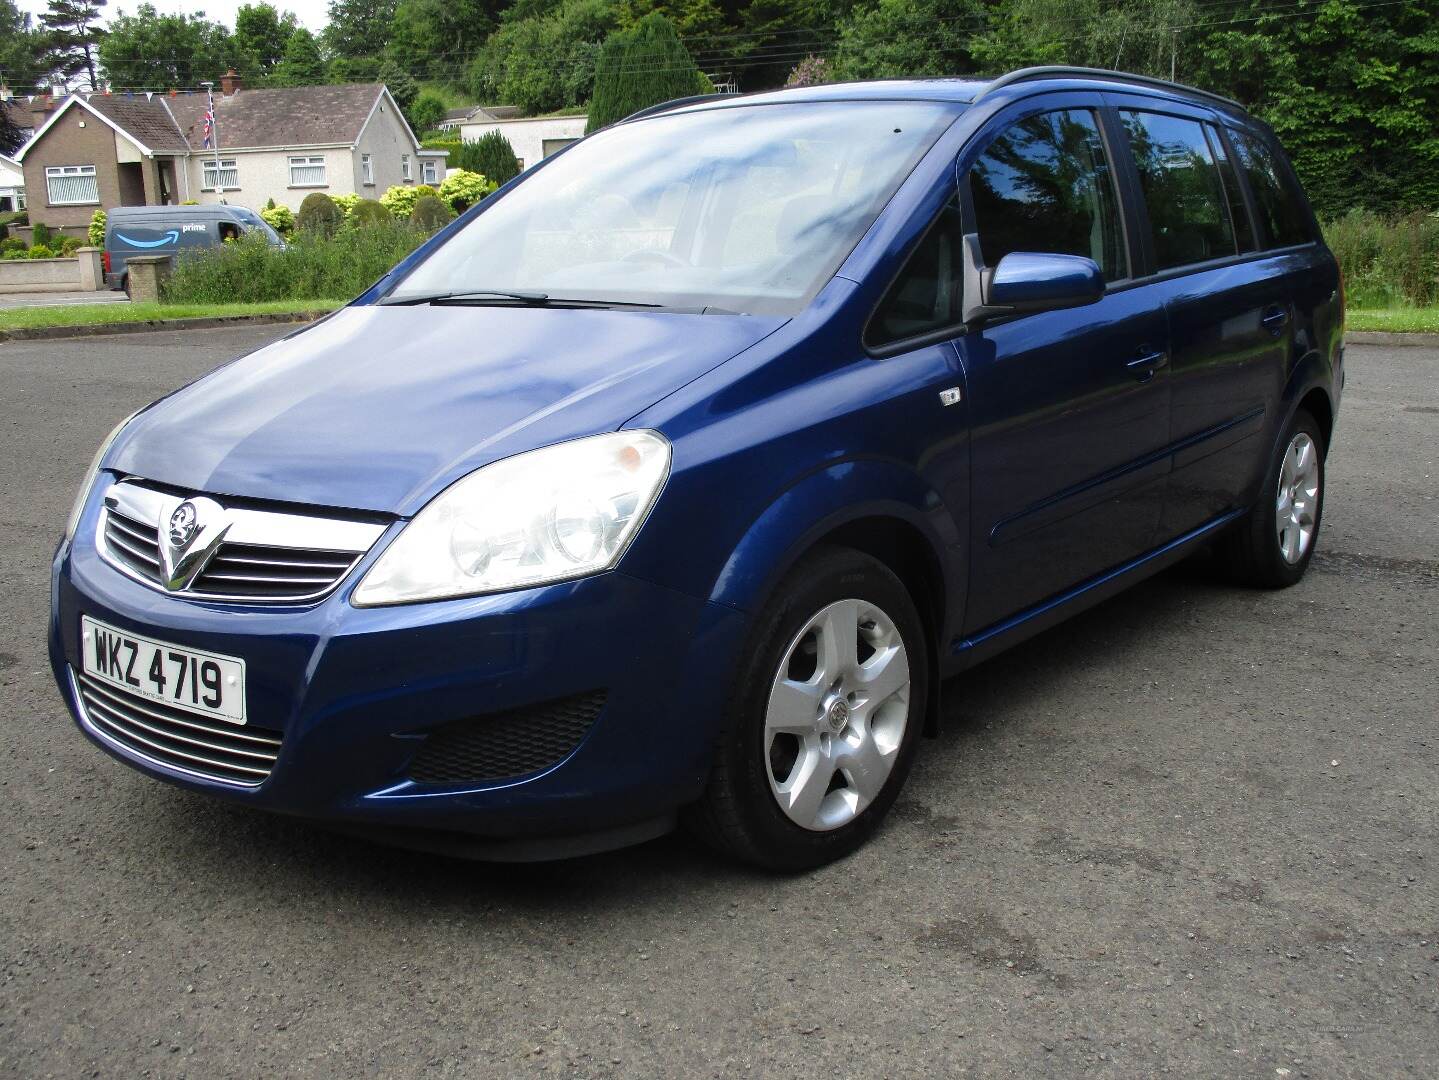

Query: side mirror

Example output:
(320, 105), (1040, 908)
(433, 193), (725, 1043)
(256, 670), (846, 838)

(961, 234), (1104, 324)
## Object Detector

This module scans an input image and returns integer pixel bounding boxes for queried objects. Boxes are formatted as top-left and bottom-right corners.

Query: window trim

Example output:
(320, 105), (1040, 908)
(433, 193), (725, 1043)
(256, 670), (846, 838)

(401, 153), (412, 182)
(420, 159), (438, 184)
(200, 157), (240, 192)
(288, 154), (327, 188)
(44, 164), (99, 206)
(361, 153), (374, 186)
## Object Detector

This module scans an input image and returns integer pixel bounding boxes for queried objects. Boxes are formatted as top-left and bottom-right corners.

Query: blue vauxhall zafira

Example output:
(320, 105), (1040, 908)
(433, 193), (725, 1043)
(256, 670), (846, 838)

(50, 69), (1342, 870)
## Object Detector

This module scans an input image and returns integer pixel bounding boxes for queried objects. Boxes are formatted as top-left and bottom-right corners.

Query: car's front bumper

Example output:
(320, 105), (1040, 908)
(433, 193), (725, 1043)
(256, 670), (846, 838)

(49, 507), (748, 849)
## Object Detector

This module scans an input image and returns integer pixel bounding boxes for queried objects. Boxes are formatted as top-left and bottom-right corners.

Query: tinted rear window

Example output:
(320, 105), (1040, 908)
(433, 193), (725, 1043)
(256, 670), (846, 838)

(1230, 130), (1313, 249)
(1121, 110), (1236, 271)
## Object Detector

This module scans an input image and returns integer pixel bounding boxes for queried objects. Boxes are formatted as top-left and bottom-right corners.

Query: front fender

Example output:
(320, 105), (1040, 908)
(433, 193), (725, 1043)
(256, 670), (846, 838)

(710, 457), (963, 629)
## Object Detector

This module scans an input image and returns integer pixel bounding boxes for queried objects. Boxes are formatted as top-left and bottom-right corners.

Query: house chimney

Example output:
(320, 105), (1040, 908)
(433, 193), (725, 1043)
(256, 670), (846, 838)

(220, 69), (242, 96)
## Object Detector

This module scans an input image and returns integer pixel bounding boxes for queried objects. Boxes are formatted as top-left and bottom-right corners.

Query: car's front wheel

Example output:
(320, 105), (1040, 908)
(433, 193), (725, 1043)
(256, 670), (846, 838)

(686, 547), (927, 870)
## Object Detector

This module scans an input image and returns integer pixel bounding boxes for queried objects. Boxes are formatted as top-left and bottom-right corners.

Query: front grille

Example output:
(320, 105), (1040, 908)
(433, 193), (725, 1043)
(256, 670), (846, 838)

(407, 691), (607, 784)
(73, 669), (282, 786)
(97, 480), (386, 604)
(103, 506), (162, 579)
(190, 543), (360, 600)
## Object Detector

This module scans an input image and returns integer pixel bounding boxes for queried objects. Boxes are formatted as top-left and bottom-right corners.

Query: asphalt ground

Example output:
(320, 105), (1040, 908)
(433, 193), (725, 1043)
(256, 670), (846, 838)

(1, 327), (1435, 1078)
(0, 291), (128, 311)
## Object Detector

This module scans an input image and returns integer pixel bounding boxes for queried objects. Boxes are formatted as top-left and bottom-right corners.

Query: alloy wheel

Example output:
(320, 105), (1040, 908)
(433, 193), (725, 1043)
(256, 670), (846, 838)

(763, 598), (911, 831)
(1275, 431), (1320, 564)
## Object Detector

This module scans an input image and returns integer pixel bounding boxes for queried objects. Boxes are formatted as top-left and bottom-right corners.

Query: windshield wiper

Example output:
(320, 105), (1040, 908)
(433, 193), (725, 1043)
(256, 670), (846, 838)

(380, 289), (663, 310)
(380, 289), (550, 306)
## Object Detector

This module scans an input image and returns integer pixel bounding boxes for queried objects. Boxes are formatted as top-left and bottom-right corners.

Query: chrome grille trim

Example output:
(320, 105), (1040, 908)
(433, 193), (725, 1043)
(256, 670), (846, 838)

(70, 668), (282, 787)
(96, 480), (387, 604)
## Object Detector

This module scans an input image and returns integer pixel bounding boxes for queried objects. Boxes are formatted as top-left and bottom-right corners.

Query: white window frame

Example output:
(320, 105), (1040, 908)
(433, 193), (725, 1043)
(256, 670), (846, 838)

(421, 159), (438, 184)
(361, 153), (373, 186)
(288, 155), (327, 187)
(14, 188), (25, 211)
(401, 154), (412, 182)
(201, 158), (239, 191)
(45, 164), (99, 205)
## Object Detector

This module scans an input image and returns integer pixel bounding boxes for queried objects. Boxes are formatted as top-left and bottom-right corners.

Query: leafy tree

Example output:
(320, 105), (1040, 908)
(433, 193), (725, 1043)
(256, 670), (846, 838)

(388, 0), (502, 81)
(830, 0), (985, 80)
(785, 54), (831, 86)
(438, 168), (493, 212)
(271, 26), (324, 86)
(0, 104), (23, 156)
(735, 0), (848, 89)
(408, 89), (448, 132)
(468, 0), (620, 115)
(586, 12), (708, 132)
(98, 5), (234, 91)
(379, 58), (419, 109)
(1, 0), (48, 95)
(327, 55), (382, 84)
(232, 3), (300, 78)
(461, 130), (521, 185)
(39, 0), (107, 89)
(323, 0), (397, 60)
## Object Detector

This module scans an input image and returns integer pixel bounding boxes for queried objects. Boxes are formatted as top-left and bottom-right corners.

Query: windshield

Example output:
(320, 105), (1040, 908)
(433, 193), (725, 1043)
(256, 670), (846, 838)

(387, 100), (958, 314)
(233, 208), (282, 244)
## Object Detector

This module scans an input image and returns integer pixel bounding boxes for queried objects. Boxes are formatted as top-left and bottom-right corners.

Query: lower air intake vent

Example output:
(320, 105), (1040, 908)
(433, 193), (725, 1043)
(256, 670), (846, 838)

(407, 691), (606, 784)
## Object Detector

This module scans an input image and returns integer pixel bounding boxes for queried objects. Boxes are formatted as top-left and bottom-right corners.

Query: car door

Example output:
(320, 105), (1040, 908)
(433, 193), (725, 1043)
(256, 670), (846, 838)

(956, 99), (1173, 635)
(1106, 98), (1290, 539)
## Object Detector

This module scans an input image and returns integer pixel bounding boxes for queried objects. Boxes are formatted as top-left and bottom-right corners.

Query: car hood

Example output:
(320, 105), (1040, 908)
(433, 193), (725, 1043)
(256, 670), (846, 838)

(109, 304), (784, 516)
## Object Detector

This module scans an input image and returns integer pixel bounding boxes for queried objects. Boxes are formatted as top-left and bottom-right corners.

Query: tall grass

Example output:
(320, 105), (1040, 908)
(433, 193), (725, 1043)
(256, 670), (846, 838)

(1322, 209), (1439, 309)
(162, 224), (429, 304)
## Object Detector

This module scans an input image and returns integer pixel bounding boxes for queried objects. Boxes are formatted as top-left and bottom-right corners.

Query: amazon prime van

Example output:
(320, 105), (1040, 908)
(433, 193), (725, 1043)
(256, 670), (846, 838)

(104, 204), (283, 293)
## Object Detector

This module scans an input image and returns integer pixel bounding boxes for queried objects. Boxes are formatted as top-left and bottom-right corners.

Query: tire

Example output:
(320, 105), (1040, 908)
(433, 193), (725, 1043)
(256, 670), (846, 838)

(1214, 408), (1325, 588)
(684, 546), (928, 871)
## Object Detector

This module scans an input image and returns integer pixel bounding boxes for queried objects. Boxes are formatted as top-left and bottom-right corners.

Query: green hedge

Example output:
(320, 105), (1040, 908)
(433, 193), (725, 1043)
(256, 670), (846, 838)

(162, 225), (429, 304)
(1323, 210), (1439, 309)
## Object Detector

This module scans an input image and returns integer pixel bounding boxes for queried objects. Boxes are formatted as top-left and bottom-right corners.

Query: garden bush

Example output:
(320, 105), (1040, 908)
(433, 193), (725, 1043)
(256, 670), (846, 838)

(27, 244), (54, 259)
(410, 193), (453, 232)
(30, 222), (52, 248)
(58, 236), (82, 256)
(350, 199), (393, 228)
(1322, 209), (1439, 309)
(2, 247), (26, 260)
(458, 131), (521, 187)
(380, 184), (437, 220)
(0, 236), (24, 255)
(162, 223), (428, 304)
(89, 209), (107, 247)
(438, 169), (492, 214)
(296, 192), (343, 237)
(260, 201), (294, 238)
(331, 193), (361, 221)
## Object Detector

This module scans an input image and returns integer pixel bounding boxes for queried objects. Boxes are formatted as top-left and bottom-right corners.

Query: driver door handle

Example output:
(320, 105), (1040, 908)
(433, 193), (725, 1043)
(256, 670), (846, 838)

(1127, 347), (1168, 381)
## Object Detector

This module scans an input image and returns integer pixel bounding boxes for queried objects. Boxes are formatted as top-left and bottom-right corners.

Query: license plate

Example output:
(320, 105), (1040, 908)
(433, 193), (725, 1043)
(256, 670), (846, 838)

(80, 616), (246, 725)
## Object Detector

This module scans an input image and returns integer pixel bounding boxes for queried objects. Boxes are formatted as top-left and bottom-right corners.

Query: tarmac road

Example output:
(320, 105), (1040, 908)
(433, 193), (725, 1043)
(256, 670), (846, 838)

(1, 326), (1435, 1078)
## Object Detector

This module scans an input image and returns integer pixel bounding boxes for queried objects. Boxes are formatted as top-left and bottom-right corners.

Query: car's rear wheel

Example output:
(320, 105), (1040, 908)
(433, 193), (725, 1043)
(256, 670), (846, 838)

(1214, 408), (1325, 588)
(685, 547), (927, 870)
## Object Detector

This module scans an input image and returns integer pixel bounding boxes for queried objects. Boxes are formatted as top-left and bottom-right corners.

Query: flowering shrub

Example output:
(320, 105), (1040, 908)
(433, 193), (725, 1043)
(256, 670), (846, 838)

(380, 184), (437, 220)
(260, 202), (294, 238)
(89, 209), (107, 247)
(437, 169), (493, 214)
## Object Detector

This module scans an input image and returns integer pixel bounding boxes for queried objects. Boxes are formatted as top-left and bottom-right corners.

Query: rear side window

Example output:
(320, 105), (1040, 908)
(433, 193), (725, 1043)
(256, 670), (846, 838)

(1230, 131), (1313, 249)
(867, 197), (963, 347)
(1206, 125), (1256, 253)
(1121, 110), (1236, 270)
(969, 109), (1127, 281)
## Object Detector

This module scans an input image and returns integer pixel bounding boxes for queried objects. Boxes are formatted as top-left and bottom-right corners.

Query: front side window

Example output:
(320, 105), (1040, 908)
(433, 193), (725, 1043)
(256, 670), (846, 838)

(1230, 130), (1312, 249)
(421, 159), (437, 184)
(361, 153), (373, 185)
(387, 101), (958, 316)
(868, 197), (963, 347)
(1121, 110), (1236, 270)
(401, 154), (412, 181)
(14, 187), (24, 210)
(289, 155), (326, 186)
(45, 164), (98, 205)
(969, 109), (1126, 281)
(202, 158), (239, 191)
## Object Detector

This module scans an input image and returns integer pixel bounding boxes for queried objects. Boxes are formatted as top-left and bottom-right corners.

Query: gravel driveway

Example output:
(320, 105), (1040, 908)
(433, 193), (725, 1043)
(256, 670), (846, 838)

(1, 327), (1435, 1077)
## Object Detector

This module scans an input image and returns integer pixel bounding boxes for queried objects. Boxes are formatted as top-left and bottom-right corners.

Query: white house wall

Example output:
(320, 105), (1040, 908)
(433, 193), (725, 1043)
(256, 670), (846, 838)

(182, 146), (357, 212)
(352, 97), (419, 194)
(455, 116), (587, 172)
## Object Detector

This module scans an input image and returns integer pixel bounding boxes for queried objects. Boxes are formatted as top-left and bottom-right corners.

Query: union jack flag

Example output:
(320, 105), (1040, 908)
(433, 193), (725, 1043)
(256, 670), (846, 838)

(201, 91), (215, 149)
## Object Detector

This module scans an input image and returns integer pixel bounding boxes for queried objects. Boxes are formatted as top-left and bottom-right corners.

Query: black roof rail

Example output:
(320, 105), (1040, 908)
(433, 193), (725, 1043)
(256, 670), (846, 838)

(619, 93), (733, 124)
(979, 66), (1244, 112)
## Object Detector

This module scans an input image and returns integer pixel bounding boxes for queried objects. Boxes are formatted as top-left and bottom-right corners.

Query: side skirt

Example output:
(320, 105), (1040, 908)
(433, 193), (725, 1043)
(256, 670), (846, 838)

(949, 508), (1246, 671)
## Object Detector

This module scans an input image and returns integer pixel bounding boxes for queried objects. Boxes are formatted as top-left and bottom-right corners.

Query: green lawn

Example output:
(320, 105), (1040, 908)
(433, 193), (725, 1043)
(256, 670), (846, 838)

(1345, 308), (1439, 333)
(0, 299), (346, 332)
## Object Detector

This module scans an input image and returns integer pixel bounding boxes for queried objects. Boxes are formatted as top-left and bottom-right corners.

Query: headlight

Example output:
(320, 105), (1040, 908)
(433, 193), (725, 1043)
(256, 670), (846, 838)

(64, 409), (143, 543)
(353, 430), (671, 606)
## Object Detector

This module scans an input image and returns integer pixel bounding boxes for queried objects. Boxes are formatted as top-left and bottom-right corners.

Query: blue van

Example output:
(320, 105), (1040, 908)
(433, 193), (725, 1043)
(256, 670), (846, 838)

(51, 68), (1341, 868)
(104, 204), (282, 293)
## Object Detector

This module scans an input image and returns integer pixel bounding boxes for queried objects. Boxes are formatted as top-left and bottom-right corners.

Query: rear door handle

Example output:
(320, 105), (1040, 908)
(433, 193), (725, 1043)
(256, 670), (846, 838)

(1261, 306), (1290, 334)
(1127, 347), (1168, 381)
